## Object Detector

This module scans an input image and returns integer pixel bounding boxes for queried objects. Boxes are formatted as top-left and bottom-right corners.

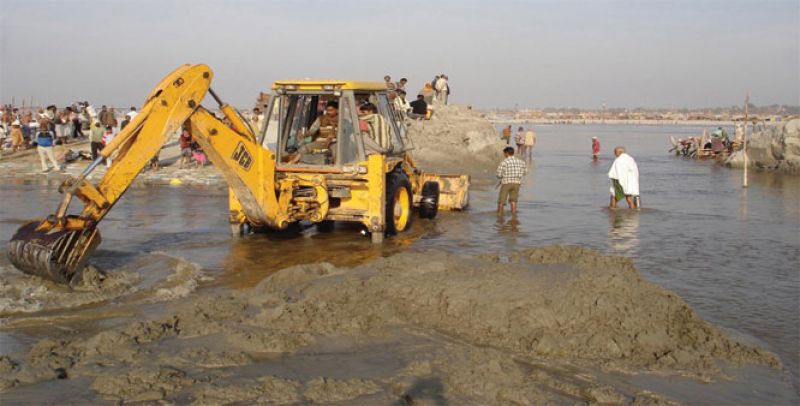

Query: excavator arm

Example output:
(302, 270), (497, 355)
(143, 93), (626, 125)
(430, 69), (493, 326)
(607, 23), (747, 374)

(7, 64), (310, 285)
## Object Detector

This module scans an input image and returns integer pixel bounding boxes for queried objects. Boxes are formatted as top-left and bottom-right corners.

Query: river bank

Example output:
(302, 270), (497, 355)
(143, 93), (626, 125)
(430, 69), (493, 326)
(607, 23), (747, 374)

(0, 136), (226, 188)
(488, 118), (740, 126)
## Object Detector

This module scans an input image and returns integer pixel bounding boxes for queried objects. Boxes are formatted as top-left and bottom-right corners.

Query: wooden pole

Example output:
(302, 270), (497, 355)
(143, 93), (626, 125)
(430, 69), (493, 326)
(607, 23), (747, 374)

(743, 93), (749, 188)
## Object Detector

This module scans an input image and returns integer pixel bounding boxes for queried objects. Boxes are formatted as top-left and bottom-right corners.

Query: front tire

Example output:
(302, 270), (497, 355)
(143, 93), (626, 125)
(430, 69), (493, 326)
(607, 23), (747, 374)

(418, 181), (440, 219)
(386, 171), (412, 235)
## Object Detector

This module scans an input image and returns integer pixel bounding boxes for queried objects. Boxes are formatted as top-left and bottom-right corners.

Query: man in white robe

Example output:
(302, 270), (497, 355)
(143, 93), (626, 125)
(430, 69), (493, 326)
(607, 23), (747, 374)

(608, 146), (639, 208)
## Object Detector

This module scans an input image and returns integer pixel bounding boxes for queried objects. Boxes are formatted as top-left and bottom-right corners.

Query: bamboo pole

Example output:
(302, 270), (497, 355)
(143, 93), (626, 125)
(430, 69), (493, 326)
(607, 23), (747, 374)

(743, 93), (749, 188)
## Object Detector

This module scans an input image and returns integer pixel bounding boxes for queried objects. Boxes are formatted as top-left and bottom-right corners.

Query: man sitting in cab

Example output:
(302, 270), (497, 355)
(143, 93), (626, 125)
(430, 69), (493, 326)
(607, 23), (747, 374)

(358, 102), (392, 155)
(290, 100), (339, 164)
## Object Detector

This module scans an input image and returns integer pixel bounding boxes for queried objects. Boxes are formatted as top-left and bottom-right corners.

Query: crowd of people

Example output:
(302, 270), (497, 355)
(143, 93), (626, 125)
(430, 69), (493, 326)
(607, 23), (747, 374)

(0, 102), (209, 172)
(500, 125), (537, 160)
(672, 126), (737, 158)
(0, 103), (139, 151)
(383, 73), (451, 121)
(1, 103), (116, 171)
(0, 72), (454, 171)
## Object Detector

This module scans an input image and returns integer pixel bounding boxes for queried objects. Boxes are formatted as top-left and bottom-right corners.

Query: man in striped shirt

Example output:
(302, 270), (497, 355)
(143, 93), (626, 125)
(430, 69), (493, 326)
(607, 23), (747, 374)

(496, 147), (527, 215)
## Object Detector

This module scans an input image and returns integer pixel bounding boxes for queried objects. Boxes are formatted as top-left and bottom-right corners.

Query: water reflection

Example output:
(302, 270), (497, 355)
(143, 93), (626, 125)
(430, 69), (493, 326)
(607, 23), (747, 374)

(495, 213), (521, 234)
(216, 219), (431, 289)
(739, 188), (749, 222)
(607, 209), (640, 255)
(751, 171), (800, 222)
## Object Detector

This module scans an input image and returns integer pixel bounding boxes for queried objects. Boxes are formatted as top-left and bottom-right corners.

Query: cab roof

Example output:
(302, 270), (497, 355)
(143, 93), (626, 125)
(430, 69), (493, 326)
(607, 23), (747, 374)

(272, 80), (389, 91)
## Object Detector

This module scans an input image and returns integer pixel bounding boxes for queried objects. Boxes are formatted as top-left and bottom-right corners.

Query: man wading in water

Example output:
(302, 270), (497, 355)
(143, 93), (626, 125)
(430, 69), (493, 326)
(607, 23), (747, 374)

(496, 147), (527, 215)
(608, 146), (640, 209)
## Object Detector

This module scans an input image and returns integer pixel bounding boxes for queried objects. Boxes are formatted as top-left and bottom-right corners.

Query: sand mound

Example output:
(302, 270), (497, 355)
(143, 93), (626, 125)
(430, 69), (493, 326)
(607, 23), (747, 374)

(253, 246), (778, 375)
(0, 246), (781, 404)
(407, 105), (505, 176)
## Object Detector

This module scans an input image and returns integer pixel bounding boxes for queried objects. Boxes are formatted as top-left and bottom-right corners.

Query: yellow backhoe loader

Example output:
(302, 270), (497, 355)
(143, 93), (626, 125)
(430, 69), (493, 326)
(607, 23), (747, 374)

(7, 64), (469, 285)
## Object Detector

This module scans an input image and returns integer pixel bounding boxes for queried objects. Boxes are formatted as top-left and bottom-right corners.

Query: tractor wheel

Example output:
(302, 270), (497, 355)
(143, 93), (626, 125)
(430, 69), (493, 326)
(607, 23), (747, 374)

(418, 181), (440, 219)
(386, 171), (412, 235)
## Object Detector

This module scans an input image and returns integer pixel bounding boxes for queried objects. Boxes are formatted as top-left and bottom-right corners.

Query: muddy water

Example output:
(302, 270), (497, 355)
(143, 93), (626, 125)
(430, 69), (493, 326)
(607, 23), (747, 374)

(0, 124), (798, 400)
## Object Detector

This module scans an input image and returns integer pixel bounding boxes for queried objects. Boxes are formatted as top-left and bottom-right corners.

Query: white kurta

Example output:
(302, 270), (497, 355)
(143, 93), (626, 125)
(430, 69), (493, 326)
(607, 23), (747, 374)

(608, 153), (639, 196)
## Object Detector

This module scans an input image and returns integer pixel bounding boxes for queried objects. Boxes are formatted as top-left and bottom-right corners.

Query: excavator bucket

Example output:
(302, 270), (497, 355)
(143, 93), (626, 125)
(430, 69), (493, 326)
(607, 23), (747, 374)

(7, 221), (101, 285)
(420, 173), (471, 210)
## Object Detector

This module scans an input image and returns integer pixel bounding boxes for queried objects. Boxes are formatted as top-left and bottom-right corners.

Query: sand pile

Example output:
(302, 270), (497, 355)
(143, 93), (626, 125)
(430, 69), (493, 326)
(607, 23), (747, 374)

(407, 105), (505, 176)
(726, 118), (800, 172)
(0, 246), (780, 404)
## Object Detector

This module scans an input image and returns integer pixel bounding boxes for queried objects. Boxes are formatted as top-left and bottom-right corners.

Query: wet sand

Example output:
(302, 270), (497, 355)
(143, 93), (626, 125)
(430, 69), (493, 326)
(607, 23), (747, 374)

(0, 246), (787, 404)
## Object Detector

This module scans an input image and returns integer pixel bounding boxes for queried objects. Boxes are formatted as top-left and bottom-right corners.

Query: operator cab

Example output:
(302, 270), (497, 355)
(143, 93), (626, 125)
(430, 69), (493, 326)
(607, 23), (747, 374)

(260, 81), (412, 168)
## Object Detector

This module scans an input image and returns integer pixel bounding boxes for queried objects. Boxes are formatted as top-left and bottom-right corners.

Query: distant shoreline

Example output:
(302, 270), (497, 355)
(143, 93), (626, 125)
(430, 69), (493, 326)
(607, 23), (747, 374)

(487, 118), (738, 126)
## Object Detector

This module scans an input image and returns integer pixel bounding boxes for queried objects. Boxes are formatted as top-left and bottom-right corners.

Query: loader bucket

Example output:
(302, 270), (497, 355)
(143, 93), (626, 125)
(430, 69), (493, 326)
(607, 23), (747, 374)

(419, 173), (471, 210)
(7, 221), (101, 285)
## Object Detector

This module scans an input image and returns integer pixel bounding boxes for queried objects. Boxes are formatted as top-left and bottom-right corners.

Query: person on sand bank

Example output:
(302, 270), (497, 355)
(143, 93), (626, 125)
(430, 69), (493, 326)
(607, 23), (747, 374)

(394, 89), (411, 115)
(421, 83), (435, 105)
(179, 127), (193, 168)
(148, 150), (160, 171)
(89, 121), (104, 160)
(120, 114), (131, 131)
(383, 75), (395, 91)
(608, 146), (640, 209)
(102, 125), (117, 167)
(69, 106), (83, 138)
(55, 110), (72, 145)
(501, 125), (512, 145)
(10, 121), (25, 151)
(496, 146), (527, 215)
(434, 74), (449, 105)
(35, 122), (61, 172)
(592, 136), (600, 160)
(409, 94), (427, 120)
(249, 107), (264, 135)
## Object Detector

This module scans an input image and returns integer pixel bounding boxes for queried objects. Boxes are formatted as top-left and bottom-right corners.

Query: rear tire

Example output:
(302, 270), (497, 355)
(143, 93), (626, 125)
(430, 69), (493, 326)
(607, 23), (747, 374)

(386, 171), (412, 235)
(418, 181), (440, 219)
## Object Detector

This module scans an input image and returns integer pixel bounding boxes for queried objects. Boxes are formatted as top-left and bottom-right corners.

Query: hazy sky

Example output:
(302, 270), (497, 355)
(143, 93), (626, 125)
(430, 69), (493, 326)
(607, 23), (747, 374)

(1, 0), (798, 109)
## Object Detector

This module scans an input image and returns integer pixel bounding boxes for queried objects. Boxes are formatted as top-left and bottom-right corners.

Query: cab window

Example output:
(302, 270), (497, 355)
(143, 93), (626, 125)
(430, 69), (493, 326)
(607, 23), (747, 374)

(376, 94), (405, 154)
(336, 93), (362, 164)
(277, 94), (337, 165)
